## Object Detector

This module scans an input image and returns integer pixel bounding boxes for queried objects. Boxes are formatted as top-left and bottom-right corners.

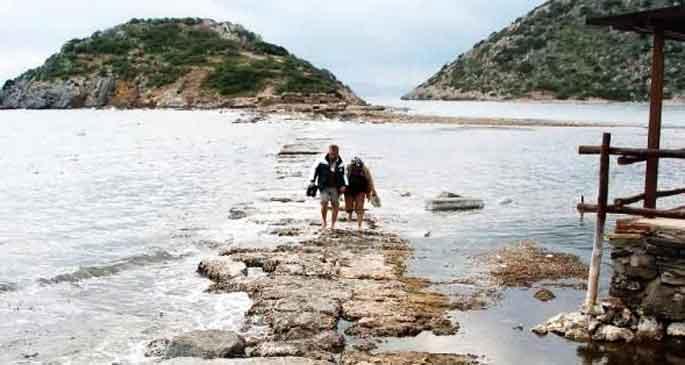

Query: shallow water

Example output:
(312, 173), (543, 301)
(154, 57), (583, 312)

(369, 97), (685, 127)
(1, 106), (685, 364)
(381, 288), (685, 365)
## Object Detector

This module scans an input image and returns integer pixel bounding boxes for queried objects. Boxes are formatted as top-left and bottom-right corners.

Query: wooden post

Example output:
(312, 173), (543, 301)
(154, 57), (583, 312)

(645, 30), (665, 210)
(585, 133), (611, 311)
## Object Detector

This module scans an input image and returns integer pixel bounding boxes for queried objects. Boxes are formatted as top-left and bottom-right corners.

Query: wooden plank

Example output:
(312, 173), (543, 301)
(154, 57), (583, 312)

(585, 133), (611, 311)
(579, 203), (685, 220)
(617, 155), (647, 165)
(645, 30), (666, 210)
(579, 146), (685, 159)
(614, 188), (685, 206)
(586, 6), (685, 41)
(615, 218), (656, 235)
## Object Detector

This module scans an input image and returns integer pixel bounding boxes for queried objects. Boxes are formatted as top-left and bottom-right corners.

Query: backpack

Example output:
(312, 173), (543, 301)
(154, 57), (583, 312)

(348, 165), (368, 191)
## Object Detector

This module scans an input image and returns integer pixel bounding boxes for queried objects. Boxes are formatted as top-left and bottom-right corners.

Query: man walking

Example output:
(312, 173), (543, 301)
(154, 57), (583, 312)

(311, 144), (348, 230)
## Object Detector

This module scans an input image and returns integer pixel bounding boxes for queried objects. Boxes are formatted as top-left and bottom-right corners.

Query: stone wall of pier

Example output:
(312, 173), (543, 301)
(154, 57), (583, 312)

(533, 220), (685, 343)
(609, 220), (685, 331)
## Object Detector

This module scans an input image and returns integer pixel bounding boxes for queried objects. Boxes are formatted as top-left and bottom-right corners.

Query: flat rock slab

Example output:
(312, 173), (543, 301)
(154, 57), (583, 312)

(207, 230), (459, 359)
(165, 330), (245, 359)
(426, 192), (484, 212)
(426, 198), (484, 212)
(163, 357), (333, 365)
(278, 144), (321, 156)
(198, 257), (247, 282)
(342, 351), (482, 365)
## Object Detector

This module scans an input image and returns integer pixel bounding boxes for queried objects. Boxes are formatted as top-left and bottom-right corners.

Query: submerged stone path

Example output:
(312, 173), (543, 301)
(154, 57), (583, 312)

(200, 229), (468, 363)
(145, 134), (482, 364)
(142, 130), (605, 364)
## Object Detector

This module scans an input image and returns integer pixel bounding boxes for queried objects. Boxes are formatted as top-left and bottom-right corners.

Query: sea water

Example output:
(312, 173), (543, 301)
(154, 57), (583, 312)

(369, 97), (685, 127)
(1, 103), (684, 364)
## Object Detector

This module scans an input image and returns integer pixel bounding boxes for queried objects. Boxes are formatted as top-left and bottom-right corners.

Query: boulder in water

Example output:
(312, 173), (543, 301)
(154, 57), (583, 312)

(165, 330), (246, 359)
(534, 288), (556, 302)
(228, 208), (248, 220)
(426, 192), (484, 212)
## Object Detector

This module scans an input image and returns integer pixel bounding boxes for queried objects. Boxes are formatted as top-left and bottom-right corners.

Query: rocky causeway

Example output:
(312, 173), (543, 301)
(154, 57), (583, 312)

(146, 227), (479, 364)
(135, 135), (602, 365)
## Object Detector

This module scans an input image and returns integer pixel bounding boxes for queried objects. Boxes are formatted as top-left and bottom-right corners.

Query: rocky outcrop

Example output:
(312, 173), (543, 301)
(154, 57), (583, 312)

(0, 18), (364, 110)
(405, 0), (685, 102)
(1, 76), (116, 109)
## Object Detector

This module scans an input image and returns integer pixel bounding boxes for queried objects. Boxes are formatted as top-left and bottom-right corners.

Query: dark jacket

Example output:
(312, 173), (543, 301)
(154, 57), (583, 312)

(312, 155), (348, 191)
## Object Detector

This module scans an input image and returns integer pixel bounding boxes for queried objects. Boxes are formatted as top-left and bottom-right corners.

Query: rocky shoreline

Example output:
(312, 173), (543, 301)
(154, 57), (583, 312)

(2, 87), (639, 128)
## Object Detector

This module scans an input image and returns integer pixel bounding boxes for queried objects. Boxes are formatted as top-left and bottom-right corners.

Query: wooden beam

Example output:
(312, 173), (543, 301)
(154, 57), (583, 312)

(645, 30), (665, 210)
(614, 188), (685, 206)
(617, 155), (647, 165)
(579, 203), (685, 220)
(585, 133), (611, 312)
(578, 146), (685, 159)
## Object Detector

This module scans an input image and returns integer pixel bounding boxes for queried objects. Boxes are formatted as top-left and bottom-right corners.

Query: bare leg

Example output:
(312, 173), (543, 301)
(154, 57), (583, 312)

(320, 203), (328, 229)
(331, 204), (339, 230)
(355, 194), (366, 230)
(344, 193), (354, 222)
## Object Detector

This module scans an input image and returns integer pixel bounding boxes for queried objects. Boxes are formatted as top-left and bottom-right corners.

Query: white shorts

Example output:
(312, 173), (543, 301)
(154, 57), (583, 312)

(320, 187), (340, 206)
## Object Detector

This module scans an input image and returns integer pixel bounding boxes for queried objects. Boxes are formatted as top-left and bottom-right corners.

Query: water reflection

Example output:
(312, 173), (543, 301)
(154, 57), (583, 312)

(577, 341), (685, 365)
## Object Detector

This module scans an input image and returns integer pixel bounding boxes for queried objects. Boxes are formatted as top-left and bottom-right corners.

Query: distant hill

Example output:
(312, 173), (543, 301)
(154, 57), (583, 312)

(404, 0), (685, 102)
(0, 18), (363, 109)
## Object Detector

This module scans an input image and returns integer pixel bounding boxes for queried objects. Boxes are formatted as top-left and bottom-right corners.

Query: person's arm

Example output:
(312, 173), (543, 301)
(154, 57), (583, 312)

(311, 162), (320, 183)
(364, 166), (376, 195)
(341, 164), (349, 190)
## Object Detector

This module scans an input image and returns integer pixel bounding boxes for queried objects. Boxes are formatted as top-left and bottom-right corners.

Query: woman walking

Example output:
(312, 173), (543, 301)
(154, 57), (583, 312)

(345, 157), (377, 230)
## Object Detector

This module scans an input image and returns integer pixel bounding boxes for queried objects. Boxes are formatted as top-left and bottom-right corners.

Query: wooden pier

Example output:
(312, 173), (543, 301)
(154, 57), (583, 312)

(579, 5), (685, 310)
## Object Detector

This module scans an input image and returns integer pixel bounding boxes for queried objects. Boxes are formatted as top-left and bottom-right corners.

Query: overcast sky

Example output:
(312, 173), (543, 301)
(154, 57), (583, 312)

(0, 0), (545, 98)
